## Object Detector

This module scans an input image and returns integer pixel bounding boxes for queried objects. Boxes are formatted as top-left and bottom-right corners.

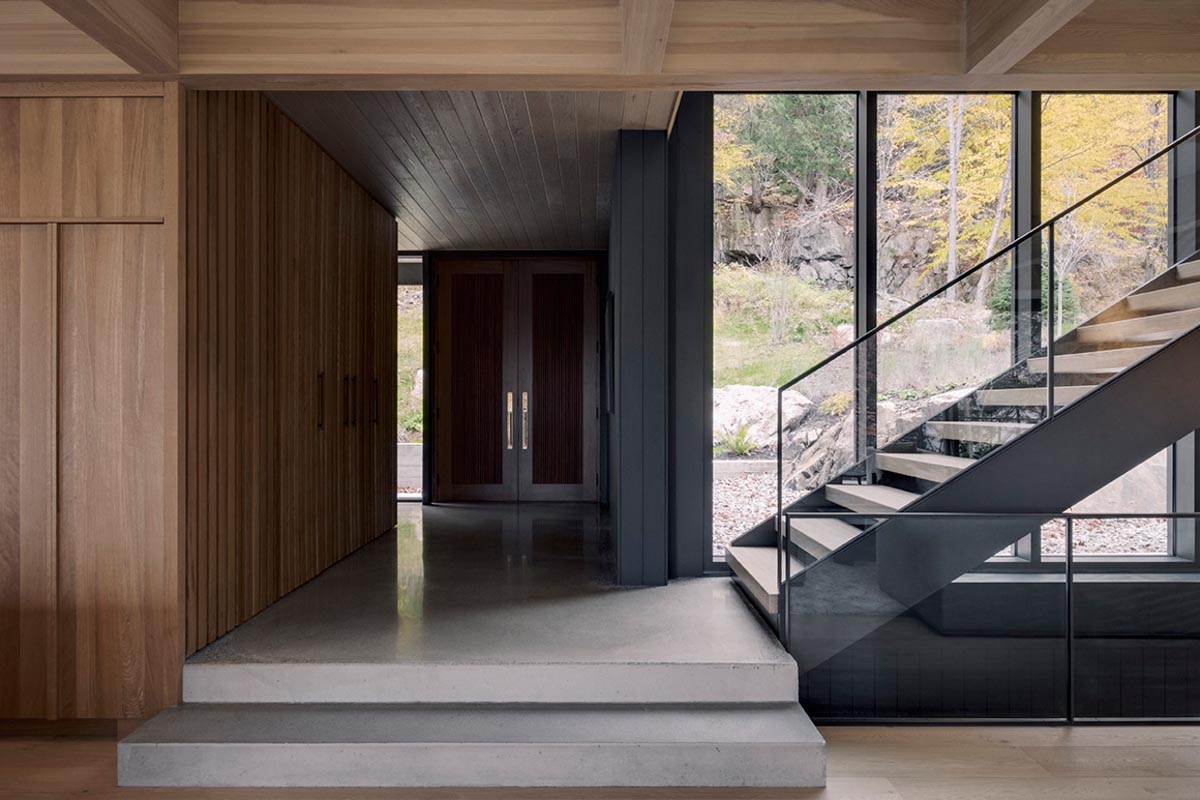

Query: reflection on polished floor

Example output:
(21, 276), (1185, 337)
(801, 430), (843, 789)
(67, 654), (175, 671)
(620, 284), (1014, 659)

(185, 503), (795, 703)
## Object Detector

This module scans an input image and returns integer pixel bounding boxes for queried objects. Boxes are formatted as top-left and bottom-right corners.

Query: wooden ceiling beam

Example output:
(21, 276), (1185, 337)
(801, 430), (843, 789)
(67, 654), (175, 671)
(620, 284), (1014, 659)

(620, 0), (675, 74)
(964, 0), (1093, 74)
(41, 0), (177, 73)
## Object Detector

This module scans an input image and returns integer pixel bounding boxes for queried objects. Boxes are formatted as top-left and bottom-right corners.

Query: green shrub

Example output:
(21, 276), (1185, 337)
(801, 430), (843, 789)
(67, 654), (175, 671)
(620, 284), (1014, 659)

(819, 391), (853, 416)
(714, 424), (757, 457)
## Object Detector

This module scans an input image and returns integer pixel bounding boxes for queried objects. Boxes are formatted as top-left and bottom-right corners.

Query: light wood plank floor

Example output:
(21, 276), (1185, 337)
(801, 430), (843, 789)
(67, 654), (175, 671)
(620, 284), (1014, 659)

(2, 726), (1200, 799)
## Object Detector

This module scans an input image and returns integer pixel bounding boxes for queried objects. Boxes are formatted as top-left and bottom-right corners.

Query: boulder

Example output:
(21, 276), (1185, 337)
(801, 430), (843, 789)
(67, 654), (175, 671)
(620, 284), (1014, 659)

(713, 385), (814, 451)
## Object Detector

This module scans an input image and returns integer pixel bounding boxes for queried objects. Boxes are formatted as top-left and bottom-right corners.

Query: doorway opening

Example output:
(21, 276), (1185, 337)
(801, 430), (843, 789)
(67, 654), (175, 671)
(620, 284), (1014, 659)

(397, 254), (426, 502)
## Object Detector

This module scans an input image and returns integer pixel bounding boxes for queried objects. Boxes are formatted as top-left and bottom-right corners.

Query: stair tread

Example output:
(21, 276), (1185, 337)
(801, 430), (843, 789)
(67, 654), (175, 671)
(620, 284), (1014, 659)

(1077, 306), (1200, 343)
(825, 484), (920, 513)
(975, 385), (1095, 407)
(726, 546), (803, 614)
(1027, 344), (1158, 374)
(924, 420), (1032, 445)
(875, 452), (974, 482)
(123, 702), (823, 745)
(1127, 280), (1200, 312)
(1178, 256), (1200, 280)
(788, 517), (861, 557)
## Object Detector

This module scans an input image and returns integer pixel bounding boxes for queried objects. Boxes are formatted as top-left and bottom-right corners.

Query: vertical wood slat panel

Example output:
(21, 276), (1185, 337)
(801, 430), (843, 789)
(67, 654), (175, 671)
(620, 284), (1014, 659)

(183, 90), (397, 656)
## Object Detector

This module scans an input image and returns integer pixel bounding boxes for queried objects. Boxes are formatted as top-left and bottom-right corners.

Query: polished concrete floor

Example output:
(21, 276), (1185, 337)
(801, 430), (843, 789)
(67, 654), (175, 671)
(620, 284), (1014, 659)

(9, 725), (1200, 799)
(189, 503), (790, 669)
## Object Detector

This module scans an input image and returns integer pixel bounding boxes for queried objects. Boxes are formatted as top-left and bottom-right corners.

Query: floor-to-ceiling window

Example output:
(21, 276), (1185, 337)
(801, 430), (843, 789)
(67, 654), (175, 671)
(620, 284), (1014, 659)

(711, 93), (855, 558)
(397, 255), (424, 499)
(876, 93), (1014, 448)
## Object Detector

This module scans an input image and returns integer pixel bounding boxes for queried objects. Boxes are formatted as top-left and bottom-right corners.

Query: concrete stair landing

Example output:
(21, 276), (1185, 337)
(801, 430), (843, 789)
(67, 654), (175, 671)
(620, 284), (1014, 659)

(120, 510), (825, 788)
(120, 703), (824, 788)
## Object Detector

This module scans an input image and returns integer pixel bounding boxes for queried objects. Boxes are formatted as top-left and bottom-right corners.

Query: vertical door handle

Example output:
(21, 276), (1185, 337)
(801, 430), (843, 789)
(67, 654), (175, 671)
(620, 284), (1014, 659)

(521, 391), (529, 450)
(317, 372), (325, 429)
(506, 391), (514, 449)
(343, 376), (350, 426)
(351, 376), (358, 426)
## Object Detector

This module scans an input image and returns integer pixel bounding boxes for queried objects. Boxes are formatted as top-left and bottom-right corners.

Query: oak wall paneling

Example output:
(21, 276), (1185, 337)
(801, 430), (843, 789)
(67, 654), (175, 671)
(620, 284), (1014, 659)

(183, 90), (397, 657)
(0, 84), (183, 720)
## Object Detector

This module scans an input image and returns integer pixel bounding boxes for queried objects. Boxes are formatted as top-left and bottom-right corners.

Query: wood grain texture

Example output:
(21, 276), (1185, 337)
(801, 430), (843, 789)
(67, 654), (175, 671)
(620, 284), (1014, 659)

(0, 1), (134, 75)
(0, 225), (55, 719)
(183, 90), (397, 657)
(0, 96), (163, 219)
(0, 86), (183, 722)
(965, 0), (1095, 74)
(56, 224), (175, 719)
(42, 0), (179, 73)
(268, 91), (677, 252)
(621, 0), (675, 74)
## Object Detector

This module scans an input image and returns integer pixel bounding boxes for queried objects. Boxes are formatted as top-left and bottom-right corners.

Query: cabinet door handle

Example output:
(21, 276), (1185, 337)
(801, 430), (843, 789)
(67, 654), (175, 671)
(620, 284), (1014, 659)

(351, 376), (358, 427)
(343, 376), (350, 426)
(521, 391), (529, 451)
(317, 372), (325, 429)
(506, 391), (514, 450)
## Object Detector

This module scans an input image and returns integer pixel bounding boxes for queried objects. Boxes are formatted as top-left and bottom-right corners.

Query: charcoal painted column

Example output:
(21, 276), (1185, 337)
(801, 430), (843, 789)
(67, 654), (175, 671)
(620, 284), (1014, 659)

(1170, 91), (1199, 559)
(609, 129), (670, 586)
(855, 91), (878, 471)
(1012, 91), (1043, 363)
(667, 93), (715, 577)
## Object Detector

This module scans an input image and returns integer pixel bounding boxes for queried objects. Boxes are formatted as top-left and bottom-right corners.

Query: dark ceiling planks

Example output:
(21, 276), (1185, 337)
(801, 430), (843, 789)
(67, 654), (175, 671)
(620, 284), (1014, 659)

(267, 90), (677, 251)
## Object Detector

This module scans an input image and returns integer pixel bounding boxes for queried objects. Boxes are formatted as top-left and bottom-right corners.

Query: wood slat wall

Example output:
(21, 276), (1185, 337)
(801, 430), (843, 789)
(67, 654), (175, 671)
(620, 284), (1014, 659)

(183, 90), (397, 656)
(0, 87), (182, 720)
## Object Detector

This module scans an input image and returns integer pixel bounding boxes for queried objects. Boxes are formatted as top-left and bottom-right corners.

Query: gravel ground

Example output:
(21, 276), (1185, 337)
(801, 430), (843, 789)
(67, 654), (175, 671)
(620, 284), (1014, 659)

(712, 473), (1170, 558)
(713, 472), (778, 556)
(1040, 517), (1168, 555)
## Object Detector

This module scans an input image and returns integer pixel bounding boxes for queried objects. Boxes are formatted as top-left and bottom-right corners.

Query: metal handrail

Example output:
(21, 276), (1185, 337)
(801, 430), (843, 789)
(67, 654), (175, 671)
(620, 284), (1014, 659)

(777, 122), (1200, 394)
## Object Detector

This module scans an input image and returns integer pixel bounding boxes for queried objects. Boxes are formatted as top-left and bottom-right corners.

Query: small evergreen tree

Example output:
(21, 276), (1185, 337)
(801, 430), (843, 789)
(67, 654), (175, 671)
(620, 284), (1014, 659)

(986, 255), (1081, 333)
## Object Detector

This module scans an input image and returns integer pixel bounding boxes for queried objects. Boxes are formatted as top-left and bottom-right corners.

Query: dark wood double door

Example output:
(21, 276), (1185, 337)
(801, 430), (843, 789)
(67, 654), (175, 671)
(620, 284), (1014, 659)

(434, 255), (599, 502)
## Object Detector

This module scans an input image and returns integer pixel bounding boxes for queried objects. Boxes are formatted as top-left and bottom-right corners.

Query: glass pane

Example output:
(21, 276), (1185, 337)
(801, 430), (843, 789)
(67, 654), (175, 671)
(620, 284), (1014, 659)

(712, 94), (855, 559)
(397, 281), (424, 496)
(1071, 515), (1200, 718)
(791, 514), (1067, 720)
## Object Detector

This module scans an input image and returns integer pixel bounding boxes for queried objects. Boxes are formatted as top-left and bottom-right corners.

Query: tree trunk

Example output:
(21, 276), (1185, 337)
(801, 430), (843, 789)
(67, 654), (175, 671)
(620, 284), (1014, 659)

(975, 133), (1015, 306)
(945, 96), (964, 302)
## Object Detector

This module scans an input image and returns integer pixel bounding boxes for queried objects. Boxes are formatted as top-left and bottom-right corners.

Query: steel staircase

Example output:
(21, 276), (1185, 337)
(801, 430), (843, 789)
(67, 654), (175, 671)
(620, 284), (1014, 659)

(726, 124), (1200, 680)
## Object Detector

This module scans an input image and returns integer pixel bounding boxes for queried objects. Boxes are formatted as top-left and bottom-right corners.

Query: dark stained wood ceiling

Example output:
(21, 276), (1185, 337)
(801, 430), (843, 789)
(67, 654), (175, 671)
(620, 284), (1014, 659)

(268, 90), (678, 251)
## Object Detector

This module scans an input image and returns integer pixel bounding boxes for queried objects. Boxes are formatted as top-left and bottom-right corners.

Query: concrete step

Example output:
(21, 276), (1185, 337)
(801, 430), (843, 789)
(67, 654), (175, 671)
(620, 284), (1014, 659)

(924, 420), (1033, 445)
(1076, 306), (1200, 344)
(1027, 344), (1158, 375)
(788, 517), (861, 559)
(824, 484), (919, 514)
(975, 385), (1095, 407)
(875, 452), (974, 483)
(1127, 280), (1200, 313)
(183, 653), (798, 705)
(725, 545), (803, 616)
(118, 702), (826, 788)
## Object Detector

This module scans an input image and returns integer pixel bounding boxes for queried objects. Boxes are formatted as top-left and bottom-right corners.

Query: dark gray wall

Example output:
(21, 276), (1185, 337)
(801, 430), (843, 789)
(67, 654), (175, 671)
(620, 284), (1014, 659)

(609, 129), (670, 585)
(668, 93), (715, 578)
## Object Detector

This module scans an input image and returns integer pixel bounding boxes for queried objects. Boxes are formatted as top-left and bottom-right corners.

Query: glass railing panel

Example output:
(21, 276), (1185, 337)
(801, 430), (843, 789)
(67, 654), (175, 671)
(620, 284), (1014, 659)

(876, 251), (1015, 450)
(1070, 514), (1200, 719)
(787, 512), (1067, 720)
(778, 348), (857, 512)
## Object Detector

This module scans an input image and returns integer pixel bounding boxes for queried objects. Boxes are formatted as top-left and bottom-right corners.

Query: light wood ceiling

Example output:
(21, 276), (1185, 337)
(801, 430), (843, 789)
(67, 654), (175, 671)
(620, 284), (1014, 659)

(268, 91), (678, 251)
(4, 1), (1200, 90)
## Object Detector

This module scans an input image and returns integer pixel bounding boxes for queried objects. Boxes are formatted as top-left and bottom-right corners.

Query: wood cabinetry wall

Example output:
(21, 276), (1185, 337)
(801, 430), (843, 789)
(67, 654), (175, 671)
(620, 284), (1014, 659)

(183, 91), (397, 656)
(0, 84), (183, 719)
(1, 84), (397, 719)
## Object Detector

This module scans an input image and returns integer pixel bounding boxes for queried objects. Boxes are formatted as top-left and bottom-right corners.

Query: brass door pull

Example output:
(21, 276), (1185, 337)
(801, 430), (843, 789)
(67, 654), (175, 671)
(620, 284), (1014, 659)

(506, 391), (514, 449)
(521, 391), (529, 450)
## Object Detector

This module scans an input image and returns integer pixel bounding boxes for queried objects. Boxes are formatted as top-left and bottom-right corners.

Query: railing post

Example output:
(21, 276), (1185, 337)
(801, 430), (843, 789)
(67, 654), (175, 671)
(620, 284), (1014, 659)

(1065, 515), (1074, 722)
(1047, 223), (1056, 419)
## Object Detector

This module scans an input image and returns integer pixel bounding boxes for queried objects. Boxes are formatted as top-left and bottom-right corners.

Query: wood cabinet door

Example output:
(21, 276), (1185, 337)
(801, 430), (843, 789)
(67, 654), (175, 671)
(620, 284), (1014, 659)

(434, 257), (520, 501)
(517, 257), (599, 501)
